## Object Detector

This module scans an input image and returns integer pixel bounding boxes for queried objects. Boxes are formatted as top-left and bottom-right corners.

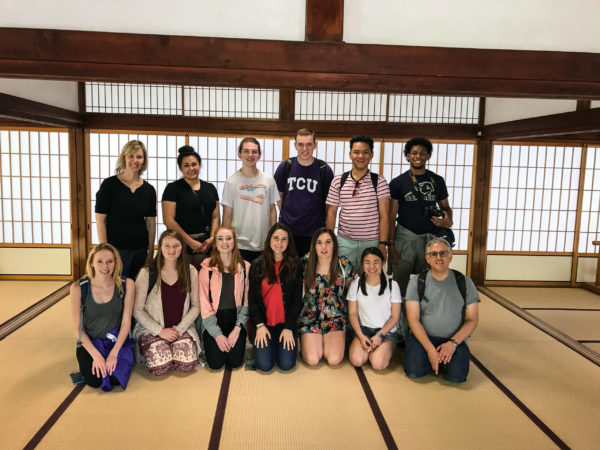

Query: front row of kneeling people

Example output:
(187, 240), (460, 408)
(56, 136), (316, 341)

(71, 223), (479, 392)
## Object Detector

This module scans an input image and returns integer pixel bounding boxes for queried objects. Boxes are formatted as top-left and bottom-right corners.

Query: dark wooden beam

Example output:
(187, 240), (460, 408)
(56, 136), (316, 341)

(484, 108), (600, 140)
(2, 28), (600, 98)
(0, 93), (81, 127)
(470, 139), (493, 284)
(279, 89), (295, 121)
(68, 127), (88, 279)
(82, 113), (479, 139)
(306, 0), (344, 42)
(576, 99), (591, 110)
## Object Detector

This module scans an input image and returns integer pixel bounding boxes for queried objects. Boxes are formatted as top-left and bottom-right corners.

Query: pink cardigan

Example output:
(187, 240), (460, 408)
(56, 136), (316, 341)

(198, 258), (250, 337)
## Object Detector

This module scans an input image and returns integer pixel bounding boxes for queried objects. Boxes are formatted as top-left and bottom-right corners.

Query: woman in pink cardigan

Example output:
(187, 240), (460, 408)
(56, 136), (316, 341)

(199, 225), (250, 370)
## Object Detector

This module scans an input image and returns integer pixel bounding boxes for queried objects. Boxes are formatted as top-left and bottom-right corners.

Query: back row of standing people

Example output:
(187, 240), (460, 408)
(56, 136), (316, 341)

(94, 131), (454, 325)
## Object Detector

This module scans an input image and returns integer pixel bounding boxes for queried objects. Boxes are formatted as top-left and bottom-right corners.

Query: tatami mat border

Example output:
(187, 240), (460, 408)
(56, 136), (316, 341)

(208, 368), (232, 450)
(0, 282), (70, 340)
(354, 366), (398, 450)
(478, 287), (600, 366)
(23, 384), (85, 450)
(471, 355), (570, 450)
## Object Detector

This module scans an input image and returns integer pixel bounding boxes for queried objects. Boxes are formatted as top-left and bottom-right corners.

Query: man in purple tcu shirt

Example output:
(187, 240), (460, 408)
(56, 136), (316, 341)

(274, 129), (334, 257)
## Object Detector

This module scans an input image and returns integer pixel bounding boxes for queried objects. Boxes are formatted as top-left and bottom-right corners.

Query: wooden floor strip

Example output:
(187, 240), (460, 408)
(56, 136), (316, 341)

(478, 286), (600, 367)
(354, 366), (398, 450)
(208, 368), (232, 450)
(23, 383), (85, 450)
(471, 355), (570, 450)
(0, 282), (70, 340)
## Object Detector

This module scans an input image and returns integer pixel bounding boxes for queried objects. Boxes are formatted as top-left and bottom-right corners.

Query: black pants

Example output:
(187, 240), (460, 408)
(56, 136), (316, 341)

(117, 246), (147, 279)
(292, 235), (312, 259)
(203, 309), (247, 370)
(76, 346), (118, 388)
(239, 249), (261, 264)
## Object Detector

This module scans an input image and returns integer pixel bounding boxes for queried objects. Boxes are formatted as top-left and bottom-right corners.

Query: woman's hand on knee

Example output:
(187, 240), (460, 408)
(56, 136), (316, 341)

(254, 325), (270, 349)
(227, 325), (242, 348)
(215, 334), (231, 352)
(91, 354), (107, 378)
(105, 351), (118, 375)
(358, 334), (373, 352)
(279, 329), (295, 351)
(159, 328), (179, 342)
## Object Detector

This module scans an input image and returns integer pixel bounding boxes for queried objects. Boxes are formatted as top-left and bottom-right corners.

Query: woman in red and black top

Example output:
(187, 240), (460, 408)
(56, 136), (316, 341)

(248, 223), (303, 372)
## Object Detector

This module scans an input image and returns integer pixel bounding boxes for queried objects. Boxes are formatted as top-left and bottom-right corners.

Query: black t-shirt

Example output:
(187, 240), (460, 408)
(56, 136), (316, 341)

(161, 178), (219, 235)
(389, 170), (449, 234)
(95, 176), (157, 249)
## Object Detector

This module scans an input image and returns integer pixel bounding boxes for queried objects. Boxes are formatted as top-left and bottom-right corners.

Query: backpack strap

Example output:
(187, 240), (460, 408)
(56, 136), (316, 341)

(340, 171), (351, 190)
(340, 171), (378, 195)
(451, 269), (467, 320)
(208, 270), (214, 305)
(280, 157), (296, 205)
(418, 269), (467, 319)
(417, 270), (428, 302)
(317, 159), (331, 203)
(147, 266), (157, 296)
(77, 277), (90, 346)
(119, 276), (127, 299)
(370, 172), (378, 195)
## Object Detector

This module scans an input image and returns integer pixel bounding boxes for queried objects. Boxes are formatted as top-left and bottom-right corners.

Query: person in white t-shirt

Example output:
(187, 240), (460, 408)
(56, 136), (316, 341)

(222, 137), (279, 263)
(347, 247), (401, 371)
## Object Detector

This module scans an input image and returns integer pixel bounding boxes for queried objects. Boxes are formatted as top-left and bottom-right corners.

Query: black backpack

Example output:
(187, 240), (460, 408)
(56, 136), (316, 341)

(281, 157), (331, 209)
(340, 171), (378, 194)
(417, 269), (467, 319)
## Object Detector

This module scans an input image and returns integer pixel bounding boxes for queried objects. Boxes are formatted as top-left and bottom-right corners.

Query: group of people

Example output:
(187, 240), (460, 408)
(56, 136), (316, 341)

(70, 130), (480, 392)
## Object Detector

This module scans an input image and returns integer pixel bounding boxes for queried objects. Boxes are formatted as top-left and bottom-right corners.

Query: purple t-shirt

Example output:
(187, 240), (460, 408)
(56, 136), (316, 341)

(274, 158), (334, 237)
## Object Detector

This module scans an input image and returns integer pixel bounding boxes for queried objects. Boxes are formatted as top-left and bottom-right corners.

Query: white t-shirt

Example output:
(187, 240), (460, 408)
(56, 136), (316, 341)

(347, 278), (401, 331)
(221, 170), (280, 251)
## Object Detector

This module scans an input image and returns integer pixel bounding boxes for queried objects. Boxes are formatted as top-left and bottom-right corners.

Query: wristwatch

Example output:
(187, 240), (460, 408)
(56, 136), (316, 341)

(449, 338), (459, 348)
(377, 332), (385, 339)
(379, 241), (390, 246)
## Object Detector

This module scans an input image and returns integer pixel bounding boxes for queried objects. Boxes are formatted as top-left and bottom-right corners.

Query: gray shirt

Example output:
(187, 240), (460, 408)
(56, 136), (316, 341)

(405, 271), (480, 338)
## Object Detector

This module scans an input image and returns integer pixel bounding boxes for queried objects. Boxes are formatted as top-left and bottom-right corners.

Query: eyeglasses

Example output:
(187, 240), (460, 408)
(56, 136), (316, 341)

(352, 180), (360, 197)
(426, 251), (450, 258)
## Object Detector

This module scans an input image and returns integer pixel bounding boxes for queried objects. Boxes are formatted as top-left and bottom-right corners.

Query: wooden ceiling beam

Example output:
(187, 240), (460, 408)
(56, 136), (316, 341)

(1, 28), (600, 98)
(82, 113), (479, 139)
(0, 93), (82, 127)
(484, 108), (600, 140)
(305, 0), (344, 42)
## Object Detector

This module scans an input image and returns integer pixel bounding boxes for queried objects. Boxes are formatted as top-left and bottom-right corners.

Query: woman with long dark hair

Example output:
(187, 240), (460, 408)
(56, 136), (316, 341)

(199, 225), (250, 370)
(95, 139), (156, 278)
(248, 223), (303, 372)
(162, 145), (220, 269)
(133, 230), (201, 375)
(347, 247), (401, 371)
(70, 243), (135, 391)
(298, 227), (353, 366)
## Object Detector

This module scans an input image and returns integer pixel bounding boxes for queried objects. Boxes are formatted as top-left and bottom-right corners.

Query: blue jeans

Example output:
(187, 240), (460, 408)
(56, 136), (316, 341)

(253, 324), (298, 372)
(403, 333), (470, 383)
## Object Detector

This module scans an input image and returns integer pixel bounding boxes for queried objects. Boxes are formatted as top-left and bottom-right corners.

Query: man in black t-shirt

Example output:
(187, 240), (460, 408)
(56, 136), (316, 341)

(388, 137), (454, 299)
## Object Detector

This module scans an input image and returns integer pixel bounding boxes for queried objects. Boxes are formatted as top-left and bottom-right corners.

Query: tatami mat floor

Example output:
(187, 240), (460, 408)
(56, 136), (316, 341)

(0, 281), (67, 324)
(1, 285), (599, 449)
(489, 286), (600, 358)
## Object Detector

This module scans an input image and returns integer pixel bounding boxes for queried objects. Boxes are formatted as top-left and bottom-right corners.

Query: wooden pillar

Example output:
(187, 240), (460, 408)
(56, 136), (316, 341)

(470, 138), (493, 285)
(305, 0), (344, 42)
(69, 127), (88, 279)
